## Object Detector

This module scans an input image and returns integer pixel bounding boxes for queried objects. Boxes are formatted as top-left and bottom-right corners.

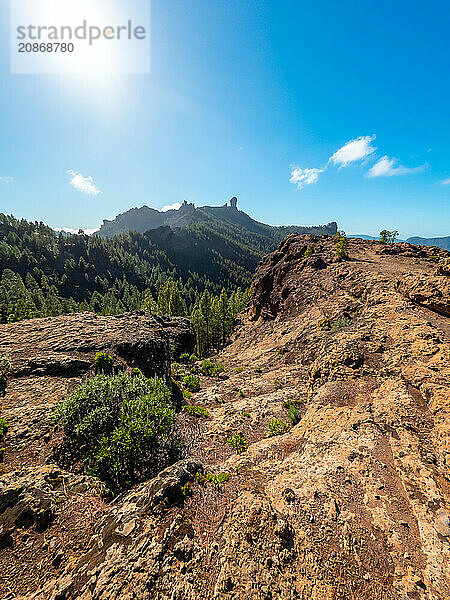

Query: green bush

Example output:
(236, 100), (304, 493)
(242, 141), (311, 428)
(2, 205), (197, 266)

(237, 389), (245, 398)
(330, 316), (352, 331)
(182, 404), (210, 418)
(195, 470), (206, 484)
(205, 471), (230, 489)
(179, 353), (190, 364)
(200, 359), (225, 377)
(170, 362), (185, 380)
(0, 417), (8, 439)
(189, 354), (199, 364)
(334, 232), (349, 260)
(379, 229), (399, 244)
(268, 418), (290, 437)
(183, 374), (200, 392)
(287, 404), (301, 426)
(181, 482), (192, 496)
(234, 366), (243, 374)
(283, 399), (302, 409)
(254, 367), (262, 374)
(226, 432), (248, 454)
(94, 352), (113, 373)
(319, 316), (351, 332)
(273, 379), (282, 390)
(55, 373), (179, 491)
(303, 246), (313, 259)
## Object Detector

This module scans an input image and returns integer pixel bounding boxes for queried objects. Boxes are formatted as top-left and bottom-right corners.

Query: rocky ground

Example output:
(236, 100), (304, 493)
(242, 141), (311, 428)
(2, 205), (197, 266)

(0, 236), (449, 599)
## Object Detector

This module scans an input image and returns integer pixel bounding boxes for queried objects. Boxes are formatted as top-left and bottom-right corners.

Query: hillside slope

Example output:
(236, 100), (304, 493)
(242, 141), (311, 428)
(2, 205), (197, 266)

(407, 235), (450, 250)
(0, 211), (336, 323)
(1, 237), (449, 600)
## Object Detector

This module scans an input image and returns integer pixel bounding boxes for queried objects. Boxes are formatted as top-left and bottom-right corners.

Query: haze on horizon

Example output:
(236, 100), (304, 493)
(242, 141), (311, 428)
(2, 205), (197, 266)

(0, 0), (449, 239)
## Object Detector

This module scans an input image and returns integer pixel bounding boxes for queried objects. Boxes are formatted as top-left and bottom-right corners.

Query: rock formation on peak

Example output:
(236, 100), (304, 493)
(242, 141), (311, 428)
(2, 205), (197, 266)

(1, 236), (449, 600)
(96, 198), (337, 239)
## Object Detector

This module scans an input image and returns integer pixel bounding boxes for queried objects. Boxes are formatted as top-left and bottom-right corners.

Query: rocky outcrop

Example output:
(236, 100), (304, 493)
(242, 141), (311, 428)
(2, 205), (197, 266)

(0, 311), (194, 449)
(25, 459), (203, 600)
(395, 273), (450, 317)
(0, 466), (107, 536)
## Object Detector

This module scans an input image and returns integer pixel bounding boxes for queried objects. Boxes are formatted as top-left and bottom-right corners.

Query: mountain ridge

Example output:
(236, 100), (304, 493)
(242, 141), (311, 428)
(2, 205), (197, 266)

(407, 235), (450, 250)
(96, 198), (338, 239)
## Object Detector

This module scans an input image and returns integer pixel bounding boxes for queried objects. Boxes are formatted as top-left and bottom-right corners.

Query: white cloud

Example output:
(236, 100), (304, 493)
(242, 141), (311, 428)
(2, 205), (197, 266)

(330, 135), (376, 167)
(0, 176), (14, 184)
(441, 178), (450, 185)
(289, 167), (324, 190)
(367, 156), (425, 178)
(161, 202), (182, 212)
(67, 170), (101, 195)
(54, 226), (100, 235)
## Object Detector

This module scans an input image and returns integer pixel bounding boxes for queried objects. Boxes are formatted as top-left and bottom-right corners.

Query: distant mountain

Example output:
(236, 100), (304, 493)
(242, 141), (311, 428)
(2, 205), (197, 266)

(407, 236), (450, 250)
(97, 198), (337, 240)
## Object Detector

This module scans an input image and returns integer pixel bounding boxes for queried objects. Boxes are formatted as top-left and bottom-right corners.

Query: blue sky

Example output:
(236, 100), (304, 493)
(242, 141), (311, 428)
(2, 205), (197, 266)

(0, 0), (449, 237)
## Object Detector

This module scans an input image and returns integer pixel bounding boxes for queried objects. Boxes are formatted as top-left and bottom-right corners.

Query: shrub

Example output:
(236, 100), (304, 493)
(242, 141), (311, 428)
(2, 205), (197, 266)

(55, 373), (179, 491)
(334, 231), (349, 260)
(179, 353), (190, 364)
(94, 352), (113, 374)
(0, 417), (8, 439)
(226, 432), (248, 454)
(303, 246), (313, 259)
(200, 359), (225, 377)
(330, 316), (352, 331)
(182, 404), (210, 418)
(189, 354), (199, 364)
(183, 374), (200, 392)
(283, 399), (302, 409)
(287, 404), (301, 425)
(181, 482), (192, 497)
(379, 229), (399, 244)
(195, 470), (206, 484)
(171, 362), (185, 380)
(182, 389), (193, 400)
(319, 316), (351, 332)
(132, 368), (142, 377)
(254, 367), (262, 374)
(237, 389), (245, 398)
(242, 411), (251, 418)
(268, 418), (290, 437)
(234, 367), (243, 374)
(205, 471), (230, 489)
